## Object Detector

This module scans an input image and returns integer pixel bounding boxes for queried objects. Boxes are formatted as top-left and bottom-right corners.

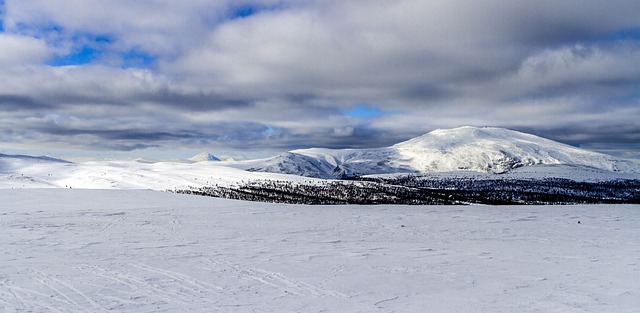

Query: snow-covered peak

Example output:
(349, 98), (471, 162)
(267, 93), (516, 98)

(188, 152), (221, 162)
(396, 126), (552, 148)
(392, 126), (638, 174)
(247, 126), (640, 178)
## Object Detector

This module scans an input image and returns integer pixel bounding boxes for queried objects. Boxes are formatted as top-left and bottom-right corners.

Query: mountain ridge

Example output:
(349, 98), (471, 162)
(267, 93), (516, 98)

(246, 126), (640, 179)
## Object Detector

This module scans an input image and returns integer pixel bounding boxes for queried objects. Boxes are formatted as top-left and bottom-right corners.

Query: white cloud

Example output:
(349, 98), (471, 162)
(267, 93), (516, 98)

(0, 34), (51, 66)
(0, 65), (169, 104)
(1, 0), (640, 158)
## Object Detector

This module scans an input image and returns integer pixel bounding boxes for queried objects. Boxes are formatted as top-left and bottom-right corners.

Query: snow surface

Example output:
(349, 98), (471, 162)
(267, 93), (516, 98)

(1, 189), (638, 312)
(0, 155), (322, 190)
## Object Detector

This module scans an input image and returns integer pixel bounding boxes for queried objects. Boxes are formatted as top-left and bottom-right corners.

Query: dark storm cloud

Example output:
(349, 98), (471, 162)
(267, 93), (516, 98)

(2, 81), (254, 113)
(315, 127), (396, 149)
(137, 89), (254, 111)
(0, 95), (51, 110)
(395, 85), (454, 102)
(210, 126), (395, 152)
(528, 125), (640, 147)
(93, 143), (160, 152)
(37, 127), (197, 141)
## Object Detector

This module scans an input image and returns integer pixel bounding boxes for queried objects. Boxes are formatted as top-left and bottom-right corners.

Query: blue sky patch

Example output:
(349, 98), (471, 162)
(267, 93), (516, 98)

(593, 28), (640, 43)
(0, 2), (5, 32)
(229, 3), (285, 20)
(44, 32), (154, 69)
(93, 34), (112, 43)
(231, 6), (257, 19)
(343, 104), (388, 119)
(48, 45), (100, 66)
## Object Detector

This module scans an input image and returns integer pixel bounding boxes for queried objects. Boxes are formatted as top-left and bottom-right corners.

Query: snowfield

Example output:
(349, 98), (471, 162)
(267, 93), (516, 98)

(1, 189), (638, 312)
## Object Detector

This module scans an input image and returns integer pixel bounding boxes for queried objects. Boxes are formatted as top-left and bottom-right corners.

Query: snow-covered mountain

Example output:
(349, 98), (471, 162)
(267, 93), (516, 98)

(245, 126), (640, 179)
(188, 152), (221, 162)
(1, 126), (639, 190)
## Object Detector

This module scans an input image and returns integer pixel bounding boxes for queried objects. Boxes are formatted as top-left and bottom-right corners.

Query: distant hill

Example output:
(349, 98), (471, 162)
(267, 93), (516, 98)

(0, 153), (70, 172)
(245, 126), (640, 179)
(188, 152), (221, 162)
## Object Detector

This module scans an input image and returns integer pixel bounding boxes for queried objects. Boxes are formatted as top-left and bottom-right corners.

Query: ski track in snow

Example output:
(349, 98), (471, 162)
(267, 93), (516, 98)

(0, 189), (639, 312)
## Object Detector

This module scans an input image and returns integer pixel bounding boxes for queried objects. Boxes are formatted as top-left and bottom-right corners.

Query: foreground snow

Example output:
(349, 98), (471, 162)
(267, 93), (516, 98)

(1, 189), (638, 312)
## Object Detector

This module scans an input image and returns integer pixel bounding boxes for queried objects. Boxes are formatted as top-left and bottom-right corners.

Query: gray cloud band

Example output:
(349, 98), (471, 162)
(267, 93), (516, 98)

(0, 0), (638, 158)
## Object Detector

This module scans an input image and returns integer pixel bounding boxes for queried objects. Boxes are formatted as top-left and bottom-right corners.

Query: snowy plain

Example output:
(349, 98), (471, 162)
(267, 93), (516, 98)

(1, 189), (639, 312)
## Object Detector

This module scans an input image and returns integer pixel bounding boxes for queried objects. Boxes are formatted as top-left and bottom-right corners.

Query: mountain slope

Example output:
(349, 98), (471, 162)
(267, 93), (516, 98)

(246, 126), (640, 178)
(0, 153), (70, 172)
(391, 126), (638, 173)
(188, 152), (221, 162)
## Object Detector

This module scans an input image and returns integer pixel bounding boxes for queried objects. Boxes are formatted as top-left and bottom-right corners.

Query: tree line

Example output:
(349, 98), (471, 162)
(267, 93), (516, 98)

(173, 176), (640, 205)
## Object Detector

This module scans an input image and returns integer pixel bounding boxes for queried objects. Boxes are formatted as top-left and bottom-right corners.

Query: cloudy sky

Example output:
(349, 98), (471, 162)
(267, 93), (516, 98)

(1, 0), (639, 160)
